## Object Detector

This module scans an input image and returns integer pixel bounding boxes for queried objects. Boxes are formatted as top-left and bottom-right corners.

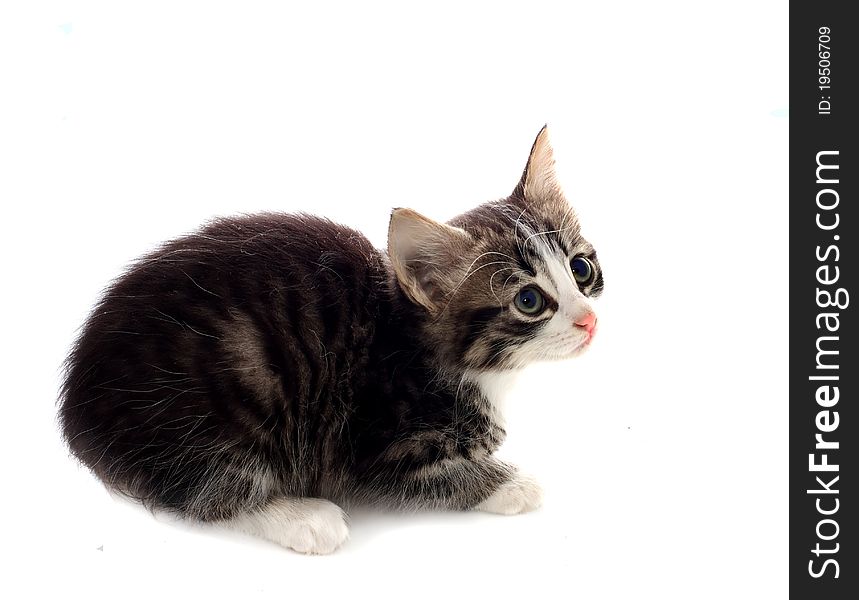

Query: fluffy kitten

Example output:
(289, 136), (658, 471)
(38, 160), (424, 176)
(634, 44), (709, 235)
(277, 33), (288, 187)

(59, 126), (604, 554)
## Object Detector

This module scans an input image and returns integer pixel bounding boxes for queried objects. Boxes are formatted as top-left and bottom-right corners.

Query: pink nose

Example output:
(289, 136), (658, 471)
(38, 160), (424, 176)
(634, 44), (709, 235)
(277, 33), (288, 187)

(575, 312), (597, 335)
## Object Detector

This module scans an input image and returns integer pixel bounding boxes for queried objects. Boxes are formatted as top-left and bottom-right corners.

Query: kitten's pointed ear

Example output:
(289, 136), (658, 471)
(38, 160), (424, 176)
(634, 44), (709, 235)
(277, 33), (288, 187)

(387, 208), (474, 312)
(515, 125), (562, 202)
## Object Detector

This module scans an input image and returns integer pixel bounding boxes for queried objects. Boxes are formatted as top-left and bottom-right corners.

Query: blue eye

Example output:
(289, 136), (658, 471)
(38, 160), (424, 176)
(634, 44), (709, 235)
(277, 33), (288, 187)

(514, 286), (546, 315)
(570, 256), (594, 285)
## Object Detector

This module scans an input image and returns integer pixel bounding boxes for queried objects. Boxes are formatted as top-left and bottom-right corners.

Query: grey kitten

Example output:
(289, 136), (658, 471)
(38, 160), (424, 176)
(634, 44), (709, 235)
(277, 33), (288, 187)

(59, 126), (603, 553)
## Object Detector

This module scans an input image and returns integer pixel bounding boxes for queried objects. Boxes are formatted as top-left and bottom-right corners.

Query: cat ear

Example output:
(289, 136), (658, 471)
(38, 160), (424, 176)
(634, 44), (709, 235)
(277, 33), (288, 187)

(387, 208), (474, 312)
(516, 125), (562, 202)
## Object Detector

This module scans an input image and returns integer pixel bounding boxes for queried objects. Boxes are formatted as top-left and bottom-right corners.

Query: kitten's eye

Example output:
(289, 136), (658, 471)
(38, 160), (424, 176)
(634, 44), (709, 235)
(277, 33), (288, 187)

(570, 257), (594, 285)
(514, 286), (546, 316)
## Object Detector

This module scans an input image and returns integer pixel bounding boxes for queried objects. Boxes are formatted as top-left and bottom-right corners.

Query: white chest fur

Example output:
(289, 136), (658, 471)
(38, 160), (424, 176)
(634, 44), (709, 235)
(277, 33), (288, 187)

(466, 369), (521, 427)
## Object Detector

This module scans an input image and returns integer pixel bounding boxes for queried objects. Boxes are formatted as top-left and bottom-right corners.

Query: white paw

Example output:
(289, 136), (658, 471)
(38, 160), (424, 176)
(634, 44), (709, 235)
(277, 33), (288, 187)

(476, 473), (543, 515)
(280, 500), (350, 555)
(231, 498), (350, 555)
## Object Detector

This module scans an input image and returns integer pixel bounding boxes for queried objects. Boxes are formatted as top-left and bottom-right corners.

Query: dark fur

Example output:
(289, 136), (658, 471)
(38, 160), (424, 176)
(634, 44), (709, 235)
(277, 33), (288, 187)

(59, 131), (603, 523)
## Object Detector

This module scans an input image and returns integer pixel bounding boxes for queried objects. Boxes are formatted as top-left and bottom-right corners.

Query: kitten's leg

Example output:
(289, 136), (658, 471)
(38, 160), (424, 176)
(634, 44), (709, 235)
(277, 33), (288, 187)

(474, 470), (543, 515)
(376, 456), (542, 515)
(223, 497), (349, 554)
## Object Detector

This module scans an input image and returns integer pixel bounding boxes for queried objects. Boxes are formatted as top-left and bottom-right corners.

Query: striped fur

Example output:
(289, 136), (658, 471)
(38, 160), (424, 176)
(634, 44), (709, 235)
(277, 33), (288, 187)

(58, 127), (603, 550)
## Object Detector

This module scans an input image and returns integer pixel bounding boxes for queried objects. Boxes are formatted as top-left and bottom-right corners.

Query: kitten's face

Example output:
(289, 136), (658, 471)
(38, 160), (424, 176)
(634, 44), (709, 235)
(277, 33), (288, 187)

(388, 127), (604, 371)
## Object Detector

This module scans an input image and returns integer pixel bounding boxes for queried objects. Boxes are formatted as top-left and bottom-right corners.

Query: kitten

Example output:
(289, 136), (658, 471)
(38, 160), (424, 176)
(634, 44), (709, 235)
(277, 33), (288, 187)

(59, 126), (604, 554)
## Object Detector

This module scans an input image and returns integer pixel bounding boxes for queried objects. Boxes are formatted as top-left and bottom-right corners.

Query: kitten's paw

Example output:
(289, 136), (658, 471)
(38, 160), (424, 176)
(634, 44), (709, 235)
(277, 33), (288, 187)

(476, 472), (543, 515)
(280, 499), (350, 555)
(230, 497), (349, 555)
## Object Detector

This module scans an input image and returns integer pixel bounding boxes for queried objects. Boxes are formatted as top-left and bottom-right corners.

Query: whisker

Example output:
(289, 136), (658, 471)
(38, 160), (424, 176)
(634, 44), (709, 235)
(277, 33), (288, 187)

(488, 266), (518, 305)
(436, 258), (518, 318)
(521, 221), (578, 251)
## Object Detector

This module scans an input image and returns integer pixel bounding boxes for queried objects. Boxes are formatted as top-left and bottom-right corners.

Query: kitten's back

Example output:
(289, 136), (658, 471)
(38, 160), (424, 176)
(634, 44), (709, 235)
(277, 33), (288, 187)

(60, 213), (385, 519)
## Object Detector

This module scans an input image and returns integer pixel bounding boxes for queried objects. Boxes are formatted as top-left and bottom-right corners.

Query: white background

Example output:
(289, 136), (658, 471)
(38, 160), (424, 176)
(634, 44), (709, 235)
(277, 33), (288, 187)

(1, 2), (788, 598)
